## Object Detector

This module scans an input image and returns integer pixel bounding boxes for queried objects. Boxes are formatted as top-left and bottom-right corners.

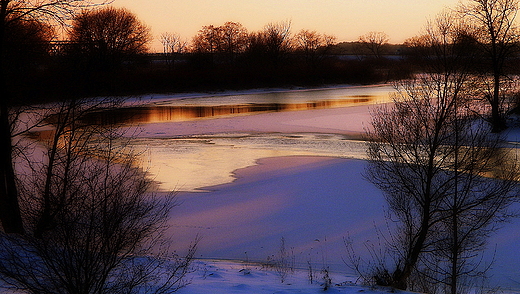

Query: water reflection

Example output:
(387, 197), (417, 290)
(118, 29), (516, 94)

(85, 96), (376, 125)
(115, 85), (393, 191)
(83, 85), (394, 125)
(155, 85), (394, 106)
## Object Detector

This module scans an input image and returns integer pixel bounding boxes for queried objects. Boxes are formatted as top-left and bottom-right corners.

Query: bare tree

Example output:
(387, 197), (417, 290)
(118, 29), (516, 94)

(69, 7), (151, 69)
(160, 32), (187, 69)
(3, 17), (54, 70)
(191, 24), (222, 54)
(295, 29), (336, 69)
(404, 11), (479, 75)
(0, 17), (55, 236)
(0, 98), (196, 293)
(0, 3), (196, 290)
(367, 76), (519, 292)
(219, 21), (248, 56)
(295, 29), (322, 53)
(0, 0), (112, 234)
(357, 31), (389, 59)
(366, 13), (520, 292)
(262, 20), (293, 65)
(424, 145), (518, 294)
(459, 0), (520, 132)
(191, 21), (248, 65)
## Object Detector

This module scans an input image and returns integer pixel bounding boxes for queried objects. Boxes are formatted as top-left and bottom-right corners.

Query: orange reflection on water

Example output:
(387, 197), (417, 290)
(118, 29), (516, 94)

(83, 95), (376, 125)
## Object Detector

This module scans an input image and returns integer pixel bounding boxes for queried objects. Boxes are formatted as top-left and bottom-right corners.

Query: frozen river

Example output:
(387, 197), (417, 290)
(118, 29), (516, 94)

(131, 133), (368, 192)
(103, 84), (519, 292)
(109, 84), (395, 191)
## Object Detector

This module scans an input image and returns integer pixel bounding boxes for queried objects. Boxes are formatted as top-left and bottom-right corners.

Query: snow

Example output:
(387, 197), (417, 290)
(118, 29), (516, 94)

(84, 86), (520, 294)
(166, 156), (520, 293)
(166, 157), (385, 267)
(124, 86), (520, 293)
(175, 259), (401, 294)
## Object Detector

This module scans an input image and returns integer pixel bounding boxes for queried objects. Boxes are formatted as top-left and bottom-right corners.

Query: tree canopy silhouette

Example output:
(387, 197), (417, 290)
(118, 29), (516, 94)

(69, 6), (150, 69)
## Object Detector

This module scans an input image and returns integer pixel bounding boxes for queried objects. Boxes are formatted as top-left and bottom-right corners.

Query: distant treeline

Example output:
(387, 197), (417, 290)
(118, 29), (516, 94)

(20, 44), (411, 102)
(6, 8), (520, 102)
(3, 8), (417, 102)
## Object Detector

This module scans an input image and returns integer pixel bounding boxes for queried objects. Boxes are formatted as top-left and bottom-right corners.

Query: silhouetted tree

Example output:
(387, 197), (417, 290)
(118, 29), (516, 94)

(191, 21), (248, 65)
(0, 98), (197, 293)
(295, 29), (336, 69)
(366, 13), (520, 292)
(261, 20), (293, 66)
(192, 24), (222, 54)
(160, 32), (187, 69)
(69, 6), (151, 70)
(219, 22), (248, 55)
(404, 11), (480, 74)
(0, 0), (111, 234)
(368, 77), (519, 293)
(460, 0), (520, 132)
(358, 31), (389, 59)
(3, 17), (54, 73)
(0, 6), (196, 292)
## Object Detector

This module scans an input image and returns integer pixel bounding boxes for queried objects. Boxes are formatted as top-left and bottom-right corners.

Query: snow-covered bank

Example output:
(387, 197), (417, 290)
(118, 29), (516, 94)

(167, 157), (384, 267)
(123, 86), (520, 292)
(176, 259), (406, 294)
(165, 156), (520, 293)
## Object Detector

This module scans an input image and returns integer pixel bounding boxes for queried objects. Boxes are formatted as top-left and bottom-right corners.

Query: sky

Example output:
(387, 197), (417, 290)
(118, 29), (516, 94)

(113, 0), (460, 52)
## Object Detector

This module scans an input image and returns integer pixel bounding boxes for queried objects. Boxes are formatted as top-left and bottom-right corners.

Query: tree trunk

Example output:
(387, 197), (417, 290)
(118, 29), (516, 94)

(0, 104), (24, 234)
(392, 208), (431, 290)
(0, 1), (25, 234)
(491, 73), (506, 133)
(450, 210), (459, 294)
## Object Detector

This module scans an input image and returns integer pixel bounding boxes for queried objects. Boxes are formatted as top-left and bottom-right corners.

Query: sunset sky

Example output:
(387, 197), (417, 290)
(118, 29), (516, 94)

(113, 0), (460, 52)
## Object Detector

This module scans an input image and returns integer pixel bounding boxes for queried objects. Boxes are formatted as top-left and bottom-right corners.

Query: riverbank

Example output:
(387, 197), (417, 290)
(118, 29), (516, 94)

(166, 155), (520, 293)
(166, 156), (384, 275)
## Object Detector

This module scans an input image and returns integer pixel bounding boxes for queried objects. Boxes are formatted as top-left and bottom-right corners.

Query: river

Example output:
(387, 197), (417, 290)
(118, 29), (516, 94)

(97, 84), (520, 291)
(107, 84), (395, 191)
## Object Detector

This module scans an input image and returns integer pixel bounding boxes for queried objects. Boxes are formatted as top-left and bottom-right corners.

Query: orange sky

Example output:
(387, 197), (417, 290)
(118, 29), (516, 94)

(113, 0), (460, 52)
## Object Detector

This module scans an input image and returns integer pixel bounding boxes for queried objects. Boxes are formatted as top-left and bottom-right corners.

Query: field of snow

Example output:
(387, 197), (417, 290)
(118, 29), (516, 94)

(130, 86), (520, 293)
(176, 259), (398, 294)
